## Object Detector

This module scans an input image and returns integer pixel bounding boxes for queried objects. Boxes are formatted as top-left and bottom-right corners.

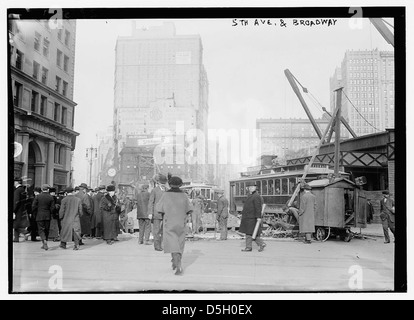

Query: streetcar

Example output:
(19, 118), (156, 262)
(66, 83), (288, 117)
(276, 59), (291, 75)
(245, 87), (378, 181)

(229, 162), (349, 218)
(180, 182), (222, 213)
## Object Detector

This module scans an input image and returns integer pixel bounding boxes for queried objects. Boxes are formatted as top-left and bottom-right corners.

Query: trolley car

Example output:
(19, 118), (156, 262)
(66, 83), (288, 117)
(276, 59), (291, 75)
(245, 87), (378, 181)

(229, 162), (349, 218)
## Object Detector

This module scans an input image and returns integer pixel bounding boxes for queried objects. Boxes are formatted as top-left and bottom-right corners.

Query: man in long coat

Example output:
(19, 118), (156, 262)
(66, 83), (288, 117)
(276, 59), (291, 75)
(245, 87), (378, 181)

(216, 190), (229, 240)
(76, 183), (92, 240)
(59, 187), (83, 250)
(156, 176), (193, 275)
(32, 184), (54, 250)
(136, 184), (151, 245)
(100, 184), (121, 245)
(299, 184), (316, 244)
(239, 181), (266, 252)
(91, 185), (105, 238)
(48, 187), (60, 241)
(13, 177), (30, 242)
(380, 190), (395, 244)
(148, 174), (168, 251)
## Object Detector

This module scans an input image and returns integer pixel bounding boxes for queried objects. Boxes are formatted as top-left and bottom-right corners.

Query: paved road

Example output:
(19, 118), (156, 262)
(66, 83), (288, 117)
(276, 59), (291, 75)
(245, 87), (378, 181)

(11, 233), (394, 293)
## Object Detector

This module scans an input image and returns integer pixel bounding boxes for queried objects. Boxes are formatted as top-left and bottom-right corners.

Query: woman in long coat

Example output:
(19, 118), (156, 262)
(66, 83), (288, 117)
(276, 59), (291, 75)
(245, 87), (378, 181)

(59, 187), (83, 250)
(156, 176), (193, 275)
(100, 185), (121, 245)
(298, 184), (316, 244)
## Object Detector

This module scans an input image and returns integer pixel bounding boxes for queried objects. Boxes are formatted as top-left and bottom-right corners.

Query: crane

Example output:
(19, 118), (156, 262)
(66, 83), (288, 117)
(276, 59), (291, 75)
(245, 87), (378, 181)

(369, 18), (394, 47)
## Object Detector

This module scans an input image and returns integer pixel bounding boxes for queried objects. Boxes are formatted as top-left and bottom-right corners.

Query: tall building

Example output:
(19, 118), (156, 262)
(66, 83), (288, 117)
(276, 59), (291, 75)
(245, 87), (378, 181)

(10, 19), (78, 191)
(256, 117), (349, 159)
(329, 49), (395, 136)
(113, 22), (209, 182)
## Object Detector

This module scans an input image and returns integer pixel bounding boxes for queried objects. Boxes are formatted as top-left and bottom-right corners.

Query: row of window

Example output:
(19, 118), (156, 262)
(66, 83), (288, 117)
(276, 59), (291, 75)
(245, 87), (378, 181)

(349, 65), (376, 71)
(349, 58), (377, 64)
(349, 79), (375, 85)
(349, 72), (377, 78)
(235, 178), (298, 196)
(14, 80), (70, 126)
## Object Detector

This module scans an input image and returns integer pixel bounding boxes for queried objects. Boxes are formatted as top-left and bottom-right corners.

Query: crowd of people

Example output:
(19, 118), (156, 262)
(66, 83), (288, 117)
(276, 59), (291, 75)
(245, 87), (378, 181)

(12, 174), (395, 276)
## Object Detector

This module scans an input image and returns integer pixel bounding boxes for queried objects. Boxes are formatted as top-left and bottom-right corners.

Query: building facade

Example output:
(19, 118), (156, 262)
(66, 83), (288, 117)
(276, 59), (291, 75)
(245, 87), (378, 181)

(113, 22), (209, 182)
(329, 49), (395, 136)
(256, 117), (349, 159)
(10, 19), (78, 191)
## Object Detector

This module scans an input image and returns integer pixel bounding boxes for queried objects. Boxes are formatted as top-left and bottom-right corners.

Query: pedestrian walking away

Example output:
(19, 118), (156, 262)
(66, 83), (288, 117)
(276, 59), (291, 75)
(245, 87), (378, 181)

(59, 187), (83, 250)
(239, 181), (266, 252)
(155, 176), (193, 275)
(136, 184), (151, 245)
(31, 184), (54, 250)
(76, 183), (93, 240)
(148, 173), (168, 251)
(216, 189), (229, 240)
(298, 183), (316, 244)
(380, 190), (395, 244)
(91, 185), (106, 238)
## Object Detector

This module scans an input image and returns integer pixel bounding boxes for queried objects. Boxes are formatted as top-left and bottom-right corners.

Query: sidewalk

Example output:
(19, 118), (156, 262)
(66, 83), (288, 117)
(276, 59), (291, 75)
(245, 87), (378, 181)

(350, 223), (384, 238)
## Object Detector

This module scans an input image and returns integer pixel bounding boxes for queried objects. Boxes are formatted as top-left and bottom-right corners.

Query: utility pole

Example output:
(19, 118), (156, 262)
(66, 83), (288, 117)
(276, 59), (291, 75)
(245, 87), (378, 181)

(86, 145), (97, 187)
(334, 87), (343, 177)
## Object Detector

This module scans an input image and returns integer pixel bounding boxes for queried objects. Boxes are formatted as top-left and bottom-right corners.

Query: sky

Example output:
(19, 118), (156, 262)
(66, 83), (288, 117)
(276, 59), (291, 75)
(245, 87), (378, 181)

(71, 16), (394, 183)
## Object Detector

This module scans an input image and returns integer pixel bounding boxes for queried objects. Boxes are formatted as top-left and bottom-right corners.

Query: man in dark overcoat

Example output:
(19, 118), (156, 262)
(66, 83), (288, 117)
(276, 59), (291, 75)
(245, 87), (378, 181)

(48, 187), (60, 241)
(216, 190), (229, 240)
(76, 182), (92, 240)
(148, 174), (168, 251)
(136, 184), (151, 245)
(156, 176), (193, 275)
(91, 185), (106, 238)
(13, 177), (30, 242)
(380, 190), (395, 244)
(299, 184), (316, 244)
(100, 184), (121, 245)
(27, 186), (41, 241)
(59, 187), (83, 250)
(239, 181), (266, 252)
(32, 184), (54, 250)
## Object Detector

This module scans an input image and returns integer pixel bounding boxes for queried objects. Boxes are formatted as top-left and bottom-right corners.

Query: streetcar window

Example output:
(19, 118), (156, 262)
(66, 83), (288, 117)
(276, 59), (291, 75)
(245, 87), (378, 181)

(256, 181), (261, 194)
(206, 189), (211, 199)
(236, 183), (240, 196)
(282, 178), (288, 194)
(240, 183), (245, 196)
(268, 179), (274, 195)
(289, 178), (296, 194)
(275, 179), (281, 195)
(262, 180), (268, 195)
(201, 189), (206, 198)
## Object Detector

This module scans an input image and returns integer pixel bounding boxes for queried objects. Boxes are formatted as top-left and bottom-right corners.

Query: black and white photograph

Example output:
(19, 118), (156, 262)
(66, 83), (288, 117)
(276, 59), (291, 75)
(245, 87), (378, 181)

(3, 0), (411, 300)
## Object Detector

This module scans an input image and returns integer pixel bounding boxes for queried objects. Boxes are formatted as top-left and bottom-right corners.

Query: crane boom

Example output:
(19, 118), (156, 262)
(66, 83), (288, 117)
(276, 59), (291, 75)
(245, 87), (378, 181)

(369, 18), (394, 47)
(284, 69), (323, 140)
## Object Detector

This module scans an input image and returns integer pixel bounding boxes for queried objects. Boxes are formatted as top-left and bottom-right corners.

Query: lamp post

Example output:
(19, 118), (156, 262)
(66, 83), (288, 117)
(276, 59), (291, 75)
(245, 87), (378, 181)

(86, 145), (97, 187)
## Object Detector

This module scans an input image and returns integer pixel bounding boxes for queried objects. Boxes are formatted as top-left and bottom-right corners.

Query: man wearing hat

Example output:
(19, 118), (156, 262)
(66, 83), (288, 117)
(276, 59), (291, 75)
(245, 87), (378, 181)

(155, 176), (193, 275)
(31, 184), (55, 250)
(298, 183), (316, 244)
(59, 187), (83, 250)
(100, 184), (121, 245)
(26, 186), (42, 241)
(380, 190), (395, 244)
(12, 177), (30, 242)
(148, 174), (168, 251)
(136, 184), (151, 245)
(48, 187), (61, 242)
(239, 181), (266, 252)
(75, 183), (93, 241)
(91, 185), (106, 239)
(216, 190), (229, 240)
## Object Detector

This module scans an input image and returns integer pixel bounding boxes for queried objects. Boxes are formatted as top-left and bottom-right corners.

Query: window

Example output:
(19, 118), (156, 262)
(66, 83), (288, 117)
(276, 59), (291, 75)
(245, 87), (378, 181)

(281, 178), (288, 195)
(236, 183), (240, 196)
(54, 103), (60, 121)
(56, 49), (62, 67)
(54, 145), (62, 164)
(63, 55), (69, 72)
(13, 81), (23, 107)
(55, 76), (61, 92)
(62, 81), (68, 96)
(43, 38), (50, 57)
(41, 67), (48, 84)
(34, 32), (41, 51)
(64, 30), (70, 46)
(57, 28), (62, 41)
(15, 50), (23, 70)
(240, 182), (244, 196)
(268, 179), (274, 195)
(32, 61), (40, 79)
(61, 106), (67, 125)
(256, 181), (261, 194)
(31, 91), (39, 112)
(289, 178), (296, 194)
(262, 180), (268, 195)
(40, 96), (47, 115)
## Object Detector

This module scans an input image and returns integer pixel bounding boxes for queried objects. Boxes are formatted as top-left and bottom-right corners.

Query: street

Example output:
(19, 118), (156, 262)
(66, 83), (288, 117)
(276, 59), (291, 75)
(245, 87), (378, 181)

(12, 231), (394, 293)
